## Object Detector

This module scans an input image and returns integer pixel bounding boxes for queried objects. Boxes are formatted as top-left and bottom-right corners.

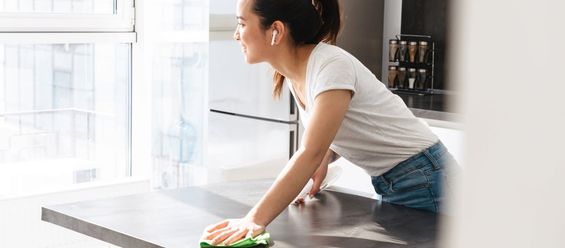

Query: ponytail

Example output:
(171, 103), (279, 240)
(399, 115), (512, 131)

(273, 72), (285, 99)
(252, 0), (342, 98)
(312, 0), (341, 45)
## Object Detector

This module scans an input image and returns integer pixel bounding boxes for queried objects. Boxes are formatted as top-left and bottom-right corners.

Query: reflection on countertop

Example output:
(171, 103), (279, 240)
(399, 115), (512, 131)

(394, 91), (462, 123)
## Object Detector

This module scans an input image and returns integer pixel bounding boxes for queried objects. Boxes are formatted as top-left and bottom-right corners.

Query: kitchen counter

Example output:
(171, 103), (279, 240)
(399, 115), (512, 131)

(42, 179), (440, 248)
(394, 91), (463, 123)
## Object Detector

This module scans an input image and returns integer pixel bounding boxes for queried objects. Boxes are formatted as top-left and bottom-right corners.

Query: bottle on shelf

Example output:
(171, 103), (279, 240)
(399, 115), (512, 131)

(388, 66), (398, 88)
(418, 41), (429, 63)
(389, 39), (399, 62)
(417, 68), (428, 90)
(408, 68), (416, 89)
(397, 67), (407, 89)
(408, 41), (418, 63)
(398, 41), (408, 62)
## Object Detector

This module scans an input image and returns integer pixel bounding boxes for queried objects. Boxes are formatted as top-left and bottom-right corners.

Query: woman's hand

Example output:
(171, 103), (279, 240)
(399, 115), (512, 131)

(308, 158), (328, 197)
(202, 218), (265, 246)
(293, 149), (335, 205)
(309, 149), (339, 197)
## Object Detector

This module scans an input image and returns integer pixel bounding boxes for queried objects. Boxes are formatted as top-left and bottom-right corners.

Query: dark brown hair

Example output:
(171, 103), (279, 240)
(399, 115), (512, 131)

(251, 0), (342, 98)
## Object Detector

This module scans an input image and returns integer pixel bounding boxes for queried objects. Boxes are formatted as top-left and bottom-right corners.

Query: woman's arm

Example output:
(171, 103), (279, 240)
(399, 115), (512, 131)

(246, 89), (352, 226)
(204, 89), (352, 245)
(304, 148), (341, 199)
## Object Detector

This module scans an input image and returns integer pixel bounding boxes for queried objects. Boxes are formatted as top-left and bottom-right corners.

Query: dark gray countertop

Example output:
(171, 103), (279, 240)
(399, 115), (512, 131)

(410, 108), (462, 124)
(42, 179), (440, 248)
(394, 91), (463, 123)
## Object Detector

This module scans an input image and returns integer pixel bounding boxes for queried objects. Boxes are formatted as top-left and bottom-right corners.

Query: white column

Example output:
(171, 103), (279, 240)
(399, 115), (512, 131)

(381, 0), (402, 85)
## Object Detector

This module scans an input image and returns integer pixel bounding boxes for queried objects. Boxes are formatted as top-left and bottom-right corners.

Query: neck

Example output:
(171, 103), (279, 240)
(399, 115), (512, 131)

(268, 43), (317, 85)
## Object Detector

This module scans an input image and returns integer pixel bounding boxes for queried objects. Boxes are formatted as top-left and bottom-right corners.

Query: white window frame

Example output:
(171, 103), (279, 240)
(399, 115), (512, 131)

(0, 0), (134, 32)
(0, 32), (136, 43)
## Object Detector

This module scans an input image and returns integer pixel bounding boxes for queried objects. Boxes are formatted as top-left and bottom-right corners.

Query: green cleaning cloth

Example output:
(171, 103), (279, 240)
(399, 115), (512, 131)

(200, 232), (271, 248)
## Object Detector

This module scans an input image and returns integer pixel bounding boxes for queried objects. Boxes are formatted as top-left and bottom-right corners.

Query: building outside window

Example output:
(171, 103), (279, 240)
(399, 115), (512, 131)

(0, 0), (135, 198)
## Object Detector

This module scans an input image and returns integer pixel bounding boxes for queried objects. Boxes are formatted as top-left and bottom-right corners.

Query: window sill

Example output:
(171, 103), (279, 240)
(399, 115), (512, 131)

(0, 176), (150, 201)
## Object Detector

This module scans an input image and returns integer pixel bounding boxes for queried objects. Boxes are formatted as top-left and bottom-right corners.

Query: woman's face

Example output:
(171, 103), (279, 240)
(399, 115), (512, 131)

(234, 0), (271, 64)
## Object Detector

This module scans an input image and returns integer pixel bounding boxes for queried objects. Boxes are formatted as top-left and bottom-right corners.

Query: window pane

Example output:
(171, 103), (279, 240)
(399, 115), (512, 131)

(151, 43), (207, 189)
(0, 43), (131, 197)
(0, 0), (116, 14)
(158, 0), (208, 31)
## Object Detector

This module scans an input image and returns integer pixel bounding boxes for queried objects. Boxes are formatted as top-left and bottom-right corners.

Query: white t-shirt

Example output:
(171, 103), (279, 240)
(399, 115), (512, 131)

(287, 42), (438, 176)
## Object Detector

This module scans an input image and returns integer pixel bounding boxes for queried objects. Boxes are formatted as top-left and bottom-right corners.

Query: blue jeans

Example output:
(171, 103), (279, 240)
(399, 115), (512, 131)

(371, 141), (458, 213)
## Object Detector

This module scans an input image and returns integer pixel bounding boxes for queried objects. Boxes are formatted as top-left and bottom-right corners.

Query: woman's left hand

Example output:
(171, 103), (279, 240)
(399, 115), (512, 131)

(308, 160), (328, 197)
(202, 218), (265, 246)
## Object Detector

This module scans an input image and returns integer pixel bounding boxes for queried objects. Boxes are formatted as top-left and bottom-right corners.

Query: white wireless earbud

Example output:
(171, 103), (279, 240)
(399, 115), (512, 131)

(271, 30), (278, 46)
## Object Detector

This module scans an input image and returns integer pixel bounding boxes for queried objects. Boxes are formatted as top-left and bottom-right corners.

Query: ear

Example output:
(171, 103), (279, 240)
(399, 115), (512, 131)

(270, 21), (286, 46)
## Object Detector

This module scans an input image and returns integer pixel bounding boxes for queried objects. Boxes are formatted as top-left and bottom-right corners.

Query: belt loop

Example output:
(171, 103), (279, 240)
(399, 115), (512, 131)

(379, 175), (390, 186)
(423, 144), (441, 170)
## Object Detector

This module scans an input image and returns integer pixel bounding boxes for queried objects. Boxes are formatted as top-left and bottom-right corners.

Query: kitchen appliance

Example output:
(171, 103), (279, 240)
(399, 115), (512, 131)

(207, 15), (299, 183)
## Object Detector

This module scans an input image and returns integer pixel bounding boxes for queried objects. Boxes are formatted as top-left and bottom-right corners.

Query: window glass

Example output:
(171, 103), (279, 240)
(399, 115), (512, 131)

(210, 0), (236, 15)
(151, 43), (207, 189)
(0, 43), (131, 197)
(158, 0), (208, 31)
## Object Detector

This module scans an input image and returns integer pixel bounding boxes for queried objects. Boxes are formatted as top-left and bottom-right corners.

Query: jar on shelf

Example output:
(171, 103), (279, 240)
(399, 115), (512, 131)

(416, 68), (428, 90)
(408, 41), (418, 63)
(418, 41), (430, 63)
(408, 68), (417, 89)
(397, 67), (407, 89)
(389, 39), (399, 62)
(398, 41), (408, 62)
(388, 66), (398, 88)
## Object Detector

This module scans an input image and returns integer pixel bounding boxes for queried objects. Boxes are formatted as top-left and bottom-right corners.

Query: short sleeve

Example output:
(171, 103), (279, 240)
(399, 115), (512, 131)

(311, 56), (357, 99)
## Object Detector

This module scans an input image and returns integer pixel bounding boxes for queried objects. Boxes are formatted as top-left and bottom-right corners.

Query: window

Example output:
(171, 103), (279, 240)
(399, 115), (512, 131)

(0, 0), (212, 195)
(147, 0), (209, 189)
(0, 0), (134, 198)
(151, 43), (207, 189)
(158, 0), (208, 31)
(0, 0), (133, 32)
(0, 41), (131, 196)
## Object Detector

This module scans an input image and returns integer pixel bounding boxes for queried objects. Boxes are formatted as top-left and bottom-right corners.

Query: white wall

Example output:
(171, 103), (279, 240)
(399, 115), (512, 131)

(443, 1), (565, 247)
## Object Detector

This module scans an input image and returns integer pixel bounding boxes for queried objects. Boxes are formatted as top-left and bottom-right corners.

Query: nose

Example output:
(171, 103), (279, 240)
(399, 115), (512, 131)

(233, 26), (240, 41)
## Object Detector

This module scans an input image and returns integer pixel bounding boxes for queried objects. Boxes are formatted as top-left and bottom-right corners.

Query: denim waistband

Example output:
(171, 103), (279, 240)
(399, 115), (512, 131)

(380, 141), (447, 184)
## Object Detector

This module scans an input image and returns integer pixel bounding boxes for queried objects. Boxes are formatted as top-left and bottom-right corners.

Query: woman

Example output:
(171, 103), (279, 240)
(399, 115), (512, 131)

(203, 0), (458, 245)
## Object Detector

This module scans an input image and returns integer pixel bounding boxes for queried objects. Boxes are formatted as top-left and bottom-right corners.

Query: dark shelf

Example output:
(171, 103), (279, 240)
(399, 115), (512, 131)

(393, 61), (432, 66)
(392, 88), (433, 95)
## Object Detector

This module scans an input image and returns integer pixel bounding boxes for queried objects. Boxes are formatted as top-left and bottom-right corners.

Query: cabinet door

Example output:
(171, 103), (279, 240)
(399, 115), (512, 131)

(207, 111), (296, 182)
